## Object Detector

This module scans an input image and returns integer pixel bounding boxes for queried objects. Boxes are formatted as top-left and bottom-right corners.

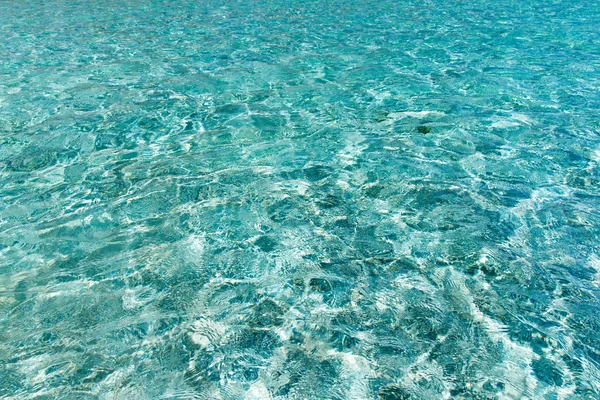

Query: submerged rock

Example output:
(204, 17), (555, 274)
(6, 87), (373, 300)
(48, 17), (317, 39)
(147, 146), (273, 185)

(417, 125), (431, 134)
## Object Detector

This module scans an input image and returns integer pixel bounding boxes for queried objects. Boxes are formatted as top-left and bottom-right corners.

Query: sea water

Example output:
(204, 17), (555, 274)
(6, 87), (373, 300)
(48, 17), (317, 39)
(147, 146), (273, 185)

(1, 0), (599, 399)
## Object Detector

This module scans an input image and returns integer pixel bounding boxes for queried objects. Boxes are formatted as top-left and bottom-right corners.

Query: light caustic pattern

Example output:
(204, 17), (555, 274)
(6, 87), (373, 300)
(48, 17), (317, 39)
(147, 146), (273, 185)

(1, 0), (600, 399)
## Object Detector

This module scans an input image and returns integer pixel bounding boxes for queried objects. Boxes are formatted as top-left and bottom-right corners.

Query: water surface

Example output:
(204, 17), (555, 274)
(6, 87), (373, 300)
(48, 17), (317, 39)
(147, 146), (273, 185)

(1, 0), (600, 399)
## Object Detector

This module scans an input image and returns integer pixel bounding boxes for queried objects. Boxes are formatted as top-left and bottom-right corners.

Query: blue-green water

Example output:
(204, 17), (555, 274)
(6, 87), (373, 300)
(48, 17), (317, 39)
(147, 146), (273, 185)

(1, 0), (600, 398)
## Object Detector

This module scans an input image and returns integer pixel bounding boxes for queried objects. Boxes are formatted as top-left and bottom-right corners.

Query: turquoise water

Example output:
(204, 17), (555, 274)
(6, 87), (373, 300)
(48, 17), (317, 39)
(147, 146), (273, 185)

(1, 0), (600, 398)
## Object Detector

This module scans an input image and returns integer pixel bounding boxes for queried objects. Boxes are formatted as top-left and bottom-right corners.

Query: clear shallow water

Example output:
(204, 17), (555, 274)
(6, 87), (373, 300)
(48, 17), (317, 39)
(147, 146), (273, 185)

(1, 0), (600, 398)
